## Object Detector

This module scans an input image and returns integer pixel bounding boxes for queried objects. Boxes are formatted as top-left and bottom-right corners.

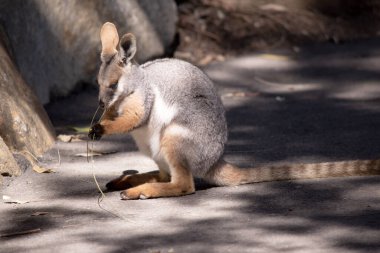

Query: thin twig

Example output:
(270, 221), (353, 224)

(22, 149), (40, 163)
(0, 228), (41, 238)
(87, 106), (101, 163)
(57, 148), (61, 167)
(86, 106), (128, 221)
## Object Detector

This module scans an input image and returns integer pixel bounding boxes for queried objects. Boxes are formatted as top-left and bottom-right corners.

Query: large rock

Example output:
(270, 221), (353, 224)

(0, 137), (20, 178)
(0, 34), (55, 163)
(0, 0), (177, 104)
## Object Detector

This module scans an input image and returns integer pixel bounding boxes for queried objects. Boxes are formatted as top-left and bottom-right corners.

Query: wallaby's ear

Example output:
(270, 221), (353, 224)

(119, 33), (137, 63)
(100, 22), (119, 59)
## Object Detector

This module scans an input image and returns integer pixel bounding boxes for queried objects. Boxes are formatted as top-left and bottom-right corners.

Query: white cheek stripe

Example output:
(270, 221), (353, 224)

(109, 90), (122, 108)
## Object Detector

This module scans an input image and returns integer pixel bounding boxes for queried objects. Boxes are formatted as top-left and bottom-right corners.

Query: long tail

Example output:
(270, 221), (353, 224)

(204, 159), (380, 186)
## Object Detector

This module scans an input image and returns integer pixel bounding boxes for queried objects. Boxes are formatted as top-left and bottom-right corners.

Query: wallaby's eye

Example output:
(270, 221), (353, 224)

(109, 82), (118, 90)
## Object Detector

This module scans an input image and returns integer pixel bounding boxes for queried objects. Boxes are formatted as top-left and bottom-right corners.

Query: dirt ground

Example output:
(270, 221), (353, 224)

(175, 0), (380, 65)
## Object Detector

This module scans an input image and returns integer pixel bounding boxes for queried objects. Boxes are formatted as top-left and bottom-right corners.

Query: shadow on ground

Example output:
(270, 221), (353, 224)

(2, 175), (379, 252)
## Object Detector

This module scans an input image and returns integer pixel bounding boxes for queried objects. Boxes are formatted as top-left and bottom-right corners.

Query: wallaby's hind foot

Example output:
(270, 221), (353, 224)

(106, 171), (170, 191)
(120, 181), (195, 200)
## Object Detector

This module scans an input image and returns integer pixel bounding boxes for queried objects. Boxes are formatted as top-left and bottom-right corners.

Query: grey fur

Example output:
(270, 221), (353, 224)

(118, 58), (227, 178)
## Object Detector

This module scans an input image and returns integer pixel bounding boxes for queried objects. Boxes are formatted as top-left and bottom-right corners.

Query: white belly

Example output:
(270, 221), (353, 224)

(130, 87), (178, 173)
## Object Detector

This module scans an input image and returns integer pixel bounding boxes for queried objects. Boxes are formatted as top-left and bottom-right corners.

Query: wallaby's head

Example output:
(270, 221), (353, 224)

(97, 22), (137, 109)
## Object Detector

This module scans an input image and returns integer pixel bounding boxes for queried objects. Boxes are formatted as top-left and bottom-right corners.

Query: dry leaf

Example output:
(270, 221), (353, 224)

(259, 54), (290, 61)
(222, 91), (259, 98)
(199, 54), (214, 66)
(31, 212), (50, 216)
(33, 165), (55, 174)
(71, 126), (91, 133)
(75, 150), (117, 157)
(57, 134), (73, 142)
(3, 195), (30, 204)
(75, 151), (103, 157)
(57, 134), (83, 143)
(260, 4), (288, 12)
(30, 212), (64, 218)
(91, 149), (117, 155)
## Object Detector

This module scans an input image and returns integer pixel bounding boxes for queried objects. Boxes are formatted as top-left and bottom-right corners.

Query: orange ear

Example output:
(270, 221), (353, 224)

(100, 22), (119, 57)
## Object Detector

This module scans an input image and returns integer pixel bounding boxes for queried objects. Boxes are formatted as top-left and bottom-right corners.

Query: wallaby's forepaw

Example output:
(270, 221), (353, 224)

(88, 123), (104, 140)
(106, 171), (165, 192)
(106, 176), (133, 191)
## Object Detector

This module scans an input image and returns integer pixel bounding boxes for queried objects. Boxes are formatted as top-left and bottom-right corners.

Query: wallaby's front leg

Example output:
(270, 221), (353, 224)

(106, 170), (170, 191)
(89, 92), (144, 139)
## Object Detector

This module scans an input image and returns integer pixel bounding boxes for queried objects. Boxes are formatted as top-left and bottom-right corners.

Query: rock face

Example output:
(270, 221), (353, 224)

(0, 0), (177, 104)
(0, 35), (55, 166)
(0, 137), (20, 178)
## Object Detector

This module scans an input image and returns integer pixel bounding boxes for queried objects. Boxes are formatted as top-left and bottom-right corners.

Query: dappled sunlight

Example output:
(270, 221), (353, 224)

(3, 6), (380, 252)
(220, 54), (298, 71)
(208, 39), (380, 110)
(254, 77), (321, 94)
(2, 162), (379, 252)
(330, 82), (380, 100)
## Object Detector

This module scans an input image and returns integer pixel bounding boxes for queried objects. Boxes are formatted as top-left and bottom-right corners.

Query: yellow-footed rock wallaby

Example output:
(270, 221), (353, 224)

(89, 22), (380, 200)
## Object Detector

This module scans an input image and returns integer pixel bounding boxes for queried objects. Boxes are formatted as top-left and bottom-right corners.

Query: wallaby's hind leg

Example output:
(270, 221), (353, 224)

(120, 135), (195, 200)
(106, 170), (170, 191)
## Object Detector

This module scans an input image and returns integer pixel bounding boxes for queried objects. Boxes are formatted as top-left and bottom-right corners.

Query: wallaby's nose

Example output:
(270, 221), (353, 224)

(99, 100), (105, 108)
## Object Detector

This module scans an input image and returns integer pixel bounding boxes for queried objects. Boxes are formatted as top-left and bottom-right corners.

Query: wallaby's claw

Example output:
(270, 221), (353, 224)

(88, 123), (104, 140)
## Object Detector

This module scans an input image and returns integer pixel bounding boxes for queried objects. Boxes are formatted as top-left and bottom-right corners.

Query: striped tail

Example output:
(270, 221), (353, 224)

(204, 159), (380, 186)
